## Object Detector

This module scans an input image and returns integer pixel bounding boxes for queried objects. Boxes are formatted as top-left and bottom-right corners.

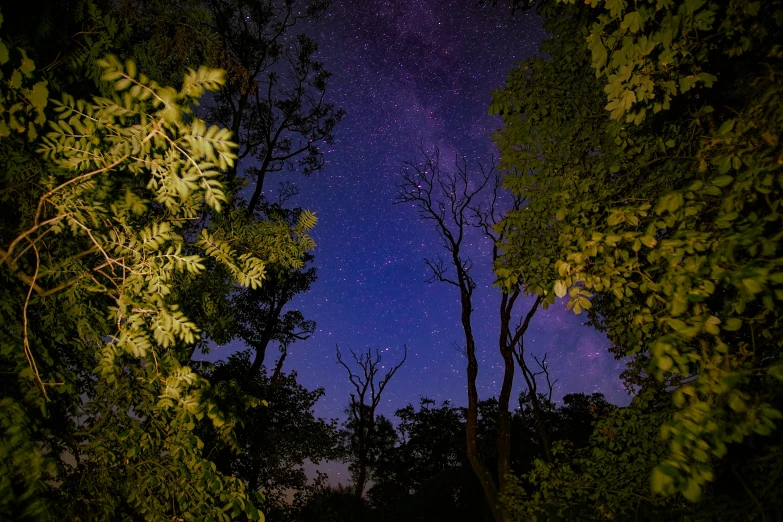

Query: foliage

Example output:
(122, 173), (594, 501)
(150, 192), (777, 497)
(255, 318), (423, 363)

(230, 211), (318, 380)
(502, 388), (682, 521)
(365, 393), (617, 521)
(0, 7), (317, 518)
(368, 398), (490, 522)
(204, 351), (340, 520)
(494, 0), (783, 502)
(203, 0), (345, 211)
(2, 0), (205, 99)
(294, 484), (375, 522)
(0, 12), (48, 139)
(502, 386), (783, 520)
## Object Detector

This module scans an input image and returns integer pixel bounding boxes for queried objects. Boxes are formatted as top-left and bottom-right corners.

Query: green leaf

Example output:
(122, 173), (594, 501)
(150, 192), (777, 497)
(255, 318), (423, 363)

(650, 467), (673, 493)
(115, 78), (132, 91)
(621, 11), (643, 33)
(728, 393), (746, 412)
(588, 34), (608, 69)
(742, 278), (763, 294)
(682, 479), (702, 501)
(658, 355), (673, 371)
(24, 81), (49, 109)
(723, 317), (742, 331)
(711, 175), (733, 187)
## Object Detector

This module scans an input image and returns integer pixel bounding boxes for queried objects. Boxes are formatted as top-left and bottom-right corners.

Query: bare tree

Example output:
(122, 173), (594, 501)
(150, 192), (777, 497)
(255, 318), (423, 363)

(516, 351), (558, 462)
(397, 146), (545, 522)
(336, 344), (407, 501)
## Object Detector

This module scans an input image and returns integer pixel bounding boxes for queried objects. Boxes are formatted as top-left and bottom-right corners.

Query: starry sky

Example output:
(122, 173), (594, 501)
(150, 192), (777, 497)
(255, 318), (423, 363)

(211, 0), (629, 422)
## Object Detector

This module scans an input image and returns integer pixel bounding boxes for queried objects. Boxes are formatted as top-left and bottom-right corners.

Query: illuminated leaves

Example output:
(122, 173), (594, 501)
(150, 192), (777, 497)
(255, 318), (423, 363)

(0, 19), (48, 139)
(1, 47), (314, 521)
(496, 0), (783, 506)
(567, 0), (766, 124)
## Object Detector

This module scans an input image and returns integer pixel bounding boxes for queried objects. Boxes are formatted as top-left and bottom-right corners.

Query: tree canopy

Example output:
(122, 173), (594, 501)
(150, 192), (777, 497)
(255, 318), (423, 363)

(0, 1), (329, 519)
(493, 0), (783, 508)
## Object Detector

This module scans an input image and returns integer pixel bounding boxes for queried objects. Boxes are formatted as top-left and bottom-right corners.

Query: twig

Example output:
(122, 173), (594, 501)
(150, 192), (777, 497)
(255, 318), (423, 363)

(22, 240), (48, 400)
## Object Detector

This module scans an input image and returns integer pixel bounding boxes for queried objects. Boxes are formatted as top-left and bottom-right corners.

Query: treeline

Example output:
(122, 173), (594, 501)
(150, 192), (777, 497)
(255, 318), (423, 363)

(298, 392), (614, 521)
(1, 0), (782, 521)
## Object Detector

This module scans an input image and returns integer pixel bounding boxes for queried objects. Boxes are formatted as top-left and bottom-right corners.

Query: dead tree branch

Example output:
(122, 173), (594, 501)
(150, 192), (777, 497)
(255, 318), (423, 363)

(336, 344), (407, 500)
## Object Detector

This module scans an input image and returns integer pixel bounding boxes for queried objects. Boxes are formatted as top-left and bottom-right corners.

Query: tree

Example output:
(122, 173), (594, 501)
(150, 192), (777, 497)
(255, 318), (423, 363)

(196, 0), (343, 409)
(514, 353), (558, 463)
(502, 385), (783, 521)
(203, 351), (340, 519)
(501, 388), (679, 521)
(203, 0), (344, 212)
(1, 2), (340, 520)
(231, 226), (317, 383)
(336, 344), (407, 502)
(493, 0), (783, 504)
(294, 483), (375, 522)
(0, 8), (317, 517)
(368, 398), (492, 522)
(397, 147), (546, 521)
(365, 393), (619, 522)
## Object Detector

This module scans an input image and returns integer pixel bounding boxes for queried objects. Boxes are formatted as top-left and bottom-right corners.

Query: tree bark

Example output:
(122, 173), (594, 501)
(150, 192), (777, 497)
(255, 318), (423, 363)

(247, 152), (271, 214)
(460, 282), (509, 522)
(245, 300), (285, 383)
(353, 414), (374, 501)
(497, 292), (516, 495)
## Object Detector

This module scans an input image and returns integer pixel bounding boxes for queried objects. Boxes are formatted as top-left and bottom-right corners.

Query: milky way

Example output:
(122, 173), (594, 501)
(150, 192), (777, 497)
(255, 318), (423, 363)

(207, 0), (629, 421)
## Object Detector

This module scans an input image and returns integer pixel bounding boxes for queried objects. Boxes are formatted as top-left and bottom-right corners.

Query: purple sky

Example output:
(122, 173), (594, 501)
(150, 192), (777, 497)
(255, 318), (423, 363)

(207, 0), (629, 423)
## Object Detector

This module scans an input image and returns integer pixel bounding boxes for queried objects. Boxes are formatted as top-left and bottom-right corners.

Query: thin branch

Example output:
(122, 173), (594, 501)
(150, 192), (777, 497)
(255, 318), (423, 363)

(22, 240), (49, 400)
(509, 294), (543, 351)
(424, 257), (460, 287)
(2, 214), (67, 265)
(33, 155), (129, 227)
(532, 353), (558, 406)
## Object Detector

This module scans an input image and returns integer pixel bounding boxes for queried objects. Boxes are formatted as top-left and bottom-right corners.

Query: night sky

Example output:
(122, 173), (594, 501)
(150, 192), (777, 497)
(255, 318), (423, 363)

(208, 0), (629, 423)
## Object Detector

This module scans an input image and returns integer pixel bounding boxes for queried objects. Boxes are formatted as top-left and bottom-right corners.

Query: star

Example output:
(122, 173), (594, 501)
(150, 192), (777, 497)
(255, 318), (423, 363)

(207, 0), (629, 421)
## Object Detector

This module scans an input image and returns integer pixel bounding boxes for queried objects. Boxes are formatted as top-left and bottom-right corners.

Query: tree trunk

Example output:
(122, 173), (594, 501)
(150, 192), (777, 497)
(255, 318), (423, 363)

(497, 347), (515, 494)
(354, 412), (375, 500)
(354, 449), (367, 500)
(496, 291), (518, 495)
(245, 300), (285, 383)
(247, 152), (271, 214)
(246, 327), (273, 382)
(527, 380), (554, 464)
(461, 286), (509, 522)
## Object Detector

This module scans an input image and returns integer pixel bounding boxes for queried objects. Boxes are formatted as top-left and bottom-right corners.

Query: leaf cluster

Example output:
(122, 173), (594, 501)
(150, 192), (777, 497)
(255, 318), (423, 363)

(494, 0), (783, 503)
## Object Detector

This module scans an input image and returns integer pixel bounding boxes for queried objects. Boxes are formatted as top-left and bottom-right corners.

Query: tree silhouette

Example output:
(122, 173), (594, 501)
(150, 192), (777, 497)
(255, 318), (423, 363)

(336, 344), (407, 502)
(203, 0), (344, 213)
(397, 146), (545, 522)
